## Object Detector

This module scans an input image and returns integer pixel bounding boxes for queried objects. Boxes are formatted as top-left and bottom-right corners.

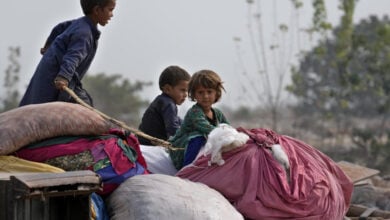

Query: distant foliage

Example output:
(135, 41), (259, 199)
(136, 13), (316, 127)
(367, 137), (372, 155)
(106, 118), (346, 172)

(287, 15), (390, 120)
(83, 73), (152, 126)
(0, 46), (21, 113)
(287, 14), (390, 174)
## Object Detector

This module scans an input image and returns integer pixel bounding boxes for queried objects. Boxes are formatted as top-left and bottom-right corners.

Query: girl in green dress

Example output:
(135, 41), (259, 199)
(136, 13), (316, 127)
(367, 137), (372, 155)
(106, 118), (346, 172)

(169, 70), (229, 170)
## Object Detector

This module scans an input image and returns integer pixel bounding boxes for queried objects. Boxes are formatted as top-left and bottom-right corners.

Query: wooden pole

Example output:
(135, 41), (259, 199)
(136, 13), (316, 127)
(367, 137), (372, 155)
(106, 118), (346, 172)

(62, 86), (183, 151)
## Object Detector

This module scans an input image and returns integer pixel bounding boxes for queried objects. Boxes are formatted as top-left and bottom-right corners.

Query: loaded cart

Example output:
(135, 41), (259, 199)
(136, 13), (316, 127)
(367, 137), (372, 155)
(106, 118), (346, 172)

(0, 170), (102, 220)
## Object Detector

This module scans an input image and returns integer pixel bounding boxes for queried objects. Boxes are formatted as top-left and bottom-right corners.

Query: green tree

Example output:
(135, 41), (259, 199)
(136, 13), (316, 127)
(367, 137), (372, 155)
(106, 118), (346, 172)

(288, 15), (390, 121)
(83, 73), (151, 126)
(287, 0), (355, 124)
(287, 14), (390, 171)
(1, 46), (21, 113)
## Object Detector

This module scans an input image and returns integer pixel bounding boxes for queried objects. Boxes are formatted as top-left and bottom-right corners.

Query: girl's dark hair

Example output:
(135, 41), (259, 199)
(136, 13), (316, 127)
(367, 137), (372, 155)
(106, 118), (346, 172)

(159, 65), (191, 90)
(188, 70), (225, 103)
(80, 0), (112, 15)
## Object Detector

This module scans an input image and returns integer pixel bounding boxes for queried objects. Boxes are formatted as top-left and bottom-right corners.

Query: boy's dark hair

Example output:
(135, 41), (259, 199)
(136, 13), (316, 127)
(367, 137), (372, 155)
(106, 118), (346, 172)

(159, 66), (191, 90)
(188, 69), (225, 103)
(80, 0), (112, 15)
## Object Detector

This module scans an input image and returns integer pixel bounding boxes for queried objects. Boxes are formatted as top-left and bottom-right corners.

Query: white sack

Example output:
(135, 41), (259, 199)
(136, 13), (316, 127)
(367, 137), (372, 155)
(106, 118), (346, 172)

(106, 174), (244, 220)
(140, 145), (177, 176)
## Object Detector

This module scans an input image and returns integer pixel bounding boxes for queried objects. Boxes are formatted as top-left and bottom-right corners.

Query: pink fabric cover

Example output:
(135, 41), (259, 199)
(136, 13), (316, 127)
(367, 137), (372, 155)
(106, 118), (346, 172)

(176, 128), (353, 220)
(15, 129), (147, 175)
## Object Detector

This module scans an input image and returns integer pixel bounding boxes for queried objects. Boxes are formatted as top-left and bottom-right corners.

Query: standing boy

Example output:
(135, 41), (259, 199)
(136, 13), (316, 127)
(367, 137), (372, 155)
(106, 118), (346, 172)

(19, 0), (116, 106)
(138, 65), (191, 145)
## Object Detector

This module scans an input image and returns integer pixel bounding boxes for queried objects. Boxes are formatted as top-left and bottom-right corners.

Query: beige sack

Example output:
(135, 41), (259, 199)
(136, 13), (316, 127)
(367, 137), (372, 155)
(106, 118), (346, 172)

(106, 174), (244, 220)
(0, 102), (112, 155)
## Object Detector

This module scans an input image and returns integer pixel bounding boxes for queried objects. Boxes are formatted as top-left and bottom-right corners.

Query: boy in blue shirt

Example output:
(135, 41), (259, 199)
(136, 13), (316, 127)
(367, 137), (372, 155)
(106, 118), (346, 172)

(19, 0), (116, 106)
(138, 65), (191, 145)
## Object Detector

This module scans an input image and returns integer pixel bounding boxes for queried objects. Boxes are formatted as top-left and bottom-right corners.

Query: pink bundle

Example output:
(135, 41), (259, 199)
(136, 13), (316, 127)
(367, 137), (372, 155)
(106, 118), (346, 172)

(177, 127), (353, 220)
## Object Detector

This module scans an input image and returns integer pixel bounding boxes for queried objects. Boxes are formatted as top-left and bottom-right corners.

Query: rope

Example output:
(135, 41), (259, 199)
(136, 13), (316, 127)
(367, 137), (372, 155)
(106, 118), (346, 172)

(62, 86), (184, 151)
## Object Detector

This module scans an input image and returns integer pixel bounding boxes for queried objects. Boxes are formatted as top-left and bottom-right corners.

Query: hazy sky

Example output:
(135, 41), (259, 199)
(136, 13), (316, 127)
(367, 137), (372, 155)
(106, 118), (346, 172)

(1, 0), (390, 112)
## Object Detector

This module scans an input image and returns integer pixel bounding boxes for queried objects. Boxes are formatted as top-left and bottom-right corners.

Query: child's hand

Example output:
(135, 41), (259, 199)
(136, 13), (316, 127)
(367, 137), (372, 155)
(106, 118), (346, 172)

(40, 47), (47, 55)
(54, 76), (69, 90)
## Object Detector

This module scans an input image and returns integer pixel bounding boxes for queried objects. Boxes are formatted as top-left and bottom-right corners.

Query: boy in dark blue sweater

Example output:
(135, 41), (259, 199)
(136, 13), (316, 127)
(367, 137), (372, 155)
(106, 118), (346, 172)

(138, 65), (190, 145)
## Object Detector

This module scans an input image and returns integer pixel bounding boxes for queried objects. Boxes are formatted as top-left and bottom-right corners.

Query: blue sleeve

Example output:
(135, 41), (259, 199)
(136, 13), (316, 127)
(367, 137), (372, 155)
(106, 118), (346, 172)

(58, 28), (92, 81)
(161, 101), (181, 138)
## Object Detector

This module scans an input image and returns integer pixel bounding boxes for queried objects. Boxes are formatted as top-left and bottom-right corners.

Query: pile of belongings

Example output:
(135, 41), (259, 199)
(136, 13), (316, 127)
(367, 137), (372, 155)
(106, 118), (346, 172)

(0, 102), (148, 195)
(0, 102), (244, 220)
(0, 102), (354, 219)
(176, 126), (354, 219)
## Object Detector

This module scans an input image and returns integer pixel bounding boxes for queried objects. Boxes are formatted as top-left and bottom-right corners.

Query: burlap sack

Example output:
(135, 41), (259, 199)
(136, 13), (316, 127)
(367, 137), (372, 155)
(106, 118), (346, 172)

(0, 102), (112, 155)
(106, 174), (244, 220)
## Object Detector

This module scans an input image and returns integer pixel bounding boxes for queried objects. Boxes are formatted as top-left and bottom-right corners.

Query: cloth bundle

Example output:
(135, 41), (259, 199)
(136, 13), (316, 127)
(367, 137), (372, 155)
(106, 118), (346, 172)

(0, 102), (112, 155)
(177, 127), (354, 220)
(15, 129), (148, 195)
(0, 155), (64, 173)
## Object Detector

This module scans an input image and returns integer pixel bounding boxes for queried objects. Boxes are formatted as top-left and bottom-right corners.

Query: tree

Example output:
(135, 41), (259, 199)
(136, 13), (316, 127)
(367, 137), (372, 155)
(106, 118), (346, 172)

(287, 14), (390, 123)
(0, 46), (21, 113)
(287, 10), (390, 172)
(287, 0), (356, 130)
(83, 73), (152, 126)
